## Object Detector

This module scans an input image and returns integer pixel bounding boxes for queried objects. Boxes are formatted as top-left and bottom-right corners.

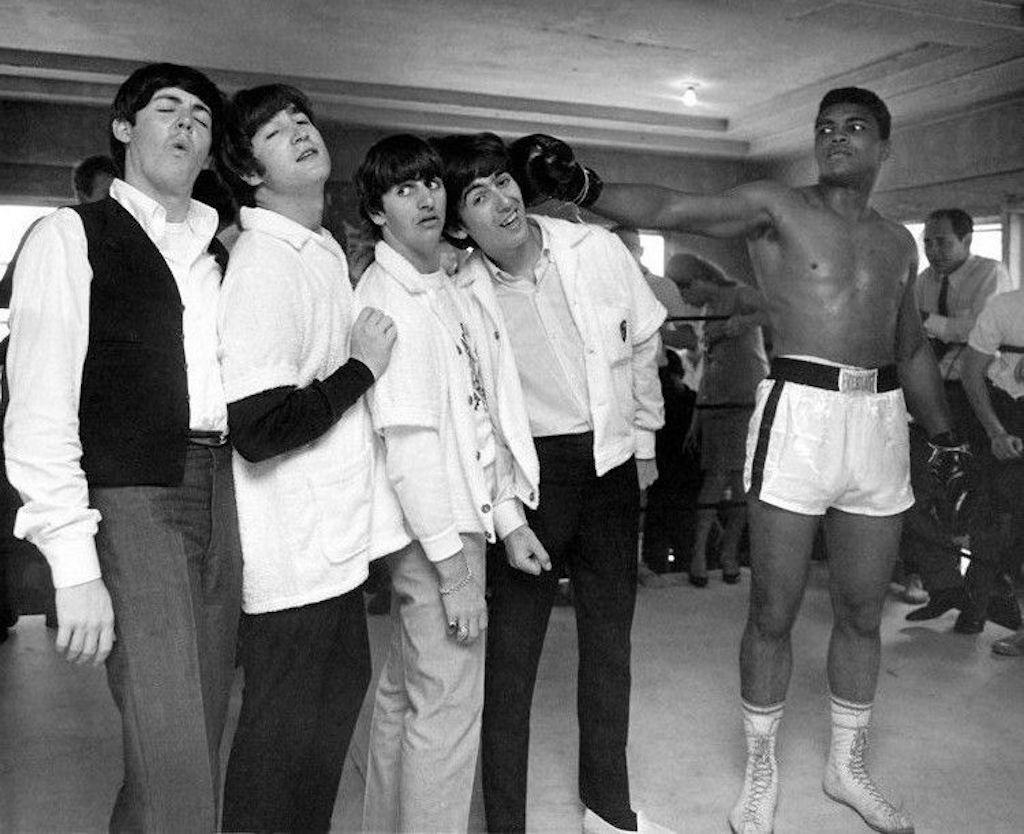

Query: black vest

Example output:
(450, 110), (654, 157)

(71, 198), (227, 486)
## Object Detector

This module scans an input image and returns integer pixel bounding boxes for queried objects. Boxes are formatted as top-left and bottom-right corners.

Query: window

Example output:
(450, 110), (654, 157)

(1, 205), (55, 274)
(638, 232), (664, 275)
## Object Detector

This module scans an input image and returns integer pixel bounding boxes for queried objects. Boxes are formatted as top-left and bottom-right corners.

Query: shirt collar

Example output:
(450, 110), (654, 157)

(238, 206), (341, 258)
(374, 240), (446, 294)
(481, 219), (552, 288)
(110, 177), (218, 256)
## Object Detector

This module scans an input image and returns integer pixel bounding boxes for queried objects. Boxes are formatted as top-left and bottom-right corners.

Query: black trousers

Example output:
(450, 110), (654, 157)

(222, 586), (371, 833)
(962, 386), (1024, 602)
(482, 433), (640, 833)
(901, 382), (983, 591)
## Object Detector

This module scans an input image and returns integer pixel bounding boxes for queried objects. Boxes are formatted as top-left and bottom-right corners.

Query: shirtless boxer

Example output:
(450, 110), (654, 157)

(509, 88), (968, 834)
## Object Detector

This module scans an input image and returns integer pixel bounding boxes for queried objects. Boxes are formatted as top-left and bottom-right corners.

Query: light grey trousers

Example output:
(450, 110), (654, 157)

(363, 534), (486, 833)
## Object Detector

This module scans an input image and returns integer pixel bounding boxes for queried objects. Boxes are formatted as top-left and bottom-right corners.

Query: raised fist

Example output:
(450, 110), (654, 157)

(927, 431), (974, 536)
(349, 306), (397, 380)
(508, 134), (603, 208)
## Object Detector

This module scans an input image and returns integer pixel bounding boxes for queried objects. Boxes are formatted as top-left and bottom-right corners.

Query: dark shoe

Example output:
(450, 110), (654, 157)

(2, 607), (16, 631)
(906, 587), (963, 621)
(953, 610), (985, 634)
(722, 570), (741, 585)
(992, 630), (1024, 656)
(689, 573), (709, 588)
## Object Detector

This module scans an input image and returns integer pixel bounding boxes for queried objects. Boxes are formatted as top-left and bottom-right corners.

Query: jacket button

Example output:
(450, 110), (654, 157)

(482, 503), (491, 513)
(476, 450), (481, 460)
(528, 491), (535, 502)
(494, 330), (500, 340)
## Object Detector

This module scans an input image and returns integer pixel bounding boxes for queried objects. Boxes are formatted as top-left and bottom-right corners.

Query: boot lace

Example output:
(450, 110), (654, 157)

(741, 736), (776, 824)
(846, 730), (902, 821)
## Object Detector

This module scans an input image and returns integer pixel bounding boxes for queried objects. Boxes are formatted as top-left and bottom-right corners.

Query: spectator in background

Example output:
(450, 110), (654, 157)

(666, 254), (769, 587)
(611, 227), (698, 578)
(611, 226), (699, 361)
(955, 288), (1024, 642)
(72, 154), (118, 204)
(904, 209), (1009, 615)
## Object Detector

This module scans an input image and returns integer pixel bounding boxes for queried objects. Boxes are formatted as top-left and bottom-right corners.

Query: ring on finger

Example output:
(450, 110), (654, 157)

(457, 624), (470, 638)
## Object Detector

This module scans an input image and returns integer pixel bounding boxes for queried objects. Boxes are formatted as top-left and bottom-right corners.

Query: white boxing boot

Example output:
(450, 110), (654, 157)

(727, 701), (782, 834)
(822, 695), (914, 834)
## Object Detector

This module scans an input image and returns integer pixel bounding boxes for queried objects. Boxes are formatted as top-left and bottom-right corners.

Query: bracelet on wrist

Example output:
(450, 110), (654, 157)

(438, 556), (473, 596)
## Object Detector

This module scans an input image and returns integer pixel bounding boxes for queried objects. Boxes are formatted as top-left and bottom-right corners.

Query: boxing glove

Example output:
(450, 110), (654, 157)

(926, 431), (974, 536)
(508, 134), (603, 208)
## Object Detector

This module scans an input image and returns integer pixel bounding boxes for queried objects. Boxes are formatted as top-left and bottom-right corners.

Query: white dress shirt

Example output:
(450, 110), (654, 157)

(488, 231), (593, 437)
(916, 254), (1009, 380)
(968, 289), (1024, 401)
(4, 178), (228, 589)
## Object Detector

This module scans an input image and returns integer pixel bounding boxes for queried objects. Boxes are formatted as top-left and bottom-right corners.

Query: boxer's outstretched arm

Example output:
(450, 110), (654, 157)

(507, 133), (775, 238)
(590, 181), (776, 239)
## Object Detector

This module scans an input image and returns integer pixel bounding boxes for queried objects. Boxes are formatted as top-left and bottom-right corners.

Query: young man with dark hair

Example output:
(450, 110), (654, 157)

(354, 133), (544, 833)
(214, 84), (405, 833)
(4, 62), (240, 832)
(72, 154), (118, 204)
(509, 87), (967, 834)
(434, 131), (670, 834)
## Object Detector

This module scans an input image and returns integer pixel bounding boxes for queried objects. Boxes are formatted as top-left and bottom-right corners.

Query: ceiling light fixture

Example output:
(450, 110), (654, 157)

(681, 86), (699, 107)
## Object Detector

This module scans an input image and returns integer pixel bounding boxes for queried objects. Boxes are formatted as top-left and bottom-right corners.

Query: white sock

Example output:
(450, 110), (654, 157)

(742, 699), (784, 742)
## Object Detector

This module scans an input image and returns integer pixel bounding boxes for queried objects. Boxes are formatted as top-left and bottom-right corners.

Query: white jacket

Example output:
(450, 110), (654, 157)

(464, 215), (666, 476)
(357, 242), (539, 559)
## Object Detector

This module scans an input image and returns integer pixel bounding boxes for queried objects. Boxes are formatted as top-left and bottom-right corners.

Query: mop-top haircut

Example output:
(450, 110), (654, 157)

(354, 133), (445, 240)
(219, 84), (317, 207)
(109, 62), (224, 173)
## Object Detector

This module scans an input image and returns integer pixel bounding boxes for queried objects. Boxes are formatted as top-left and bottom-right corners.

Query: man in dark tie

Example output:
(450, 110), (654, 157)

(903, 208), (1013, 625)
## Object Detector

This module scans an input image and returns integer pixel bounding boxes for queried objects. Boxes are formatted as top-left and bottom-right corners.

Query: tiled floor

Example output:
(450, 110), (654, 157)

(1, 563), (1022, 833)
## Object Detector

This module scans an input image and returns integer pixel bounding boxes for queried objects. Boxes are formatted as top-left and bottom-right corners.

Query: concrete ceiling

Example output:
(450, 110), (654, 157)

(0, 0), (1021, 161)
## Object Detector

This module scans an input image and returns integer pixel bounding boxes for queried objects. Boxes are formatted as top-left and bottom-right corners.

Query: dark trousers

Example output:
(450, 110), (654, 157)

(901, 382), (982, 590)
(221, 585), (371, 833)
(962, 386), (1024, 605)
(93, 444), (243, 833)
(482, 434), (640, 833)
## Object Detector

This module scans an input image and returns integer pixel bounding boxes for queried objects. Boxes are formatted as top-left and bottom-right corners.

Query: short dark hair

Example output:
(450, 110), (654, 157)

(354, 134), (445, 240)
(432, 132), (511, 233)
(191, 169), (238, 232)
(109, 63), (225, 173)
(926, 208), (973, 240)
(218, 84), (317, 207)
(72, 155), (118, 200)
(817, 87), (891, 140)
